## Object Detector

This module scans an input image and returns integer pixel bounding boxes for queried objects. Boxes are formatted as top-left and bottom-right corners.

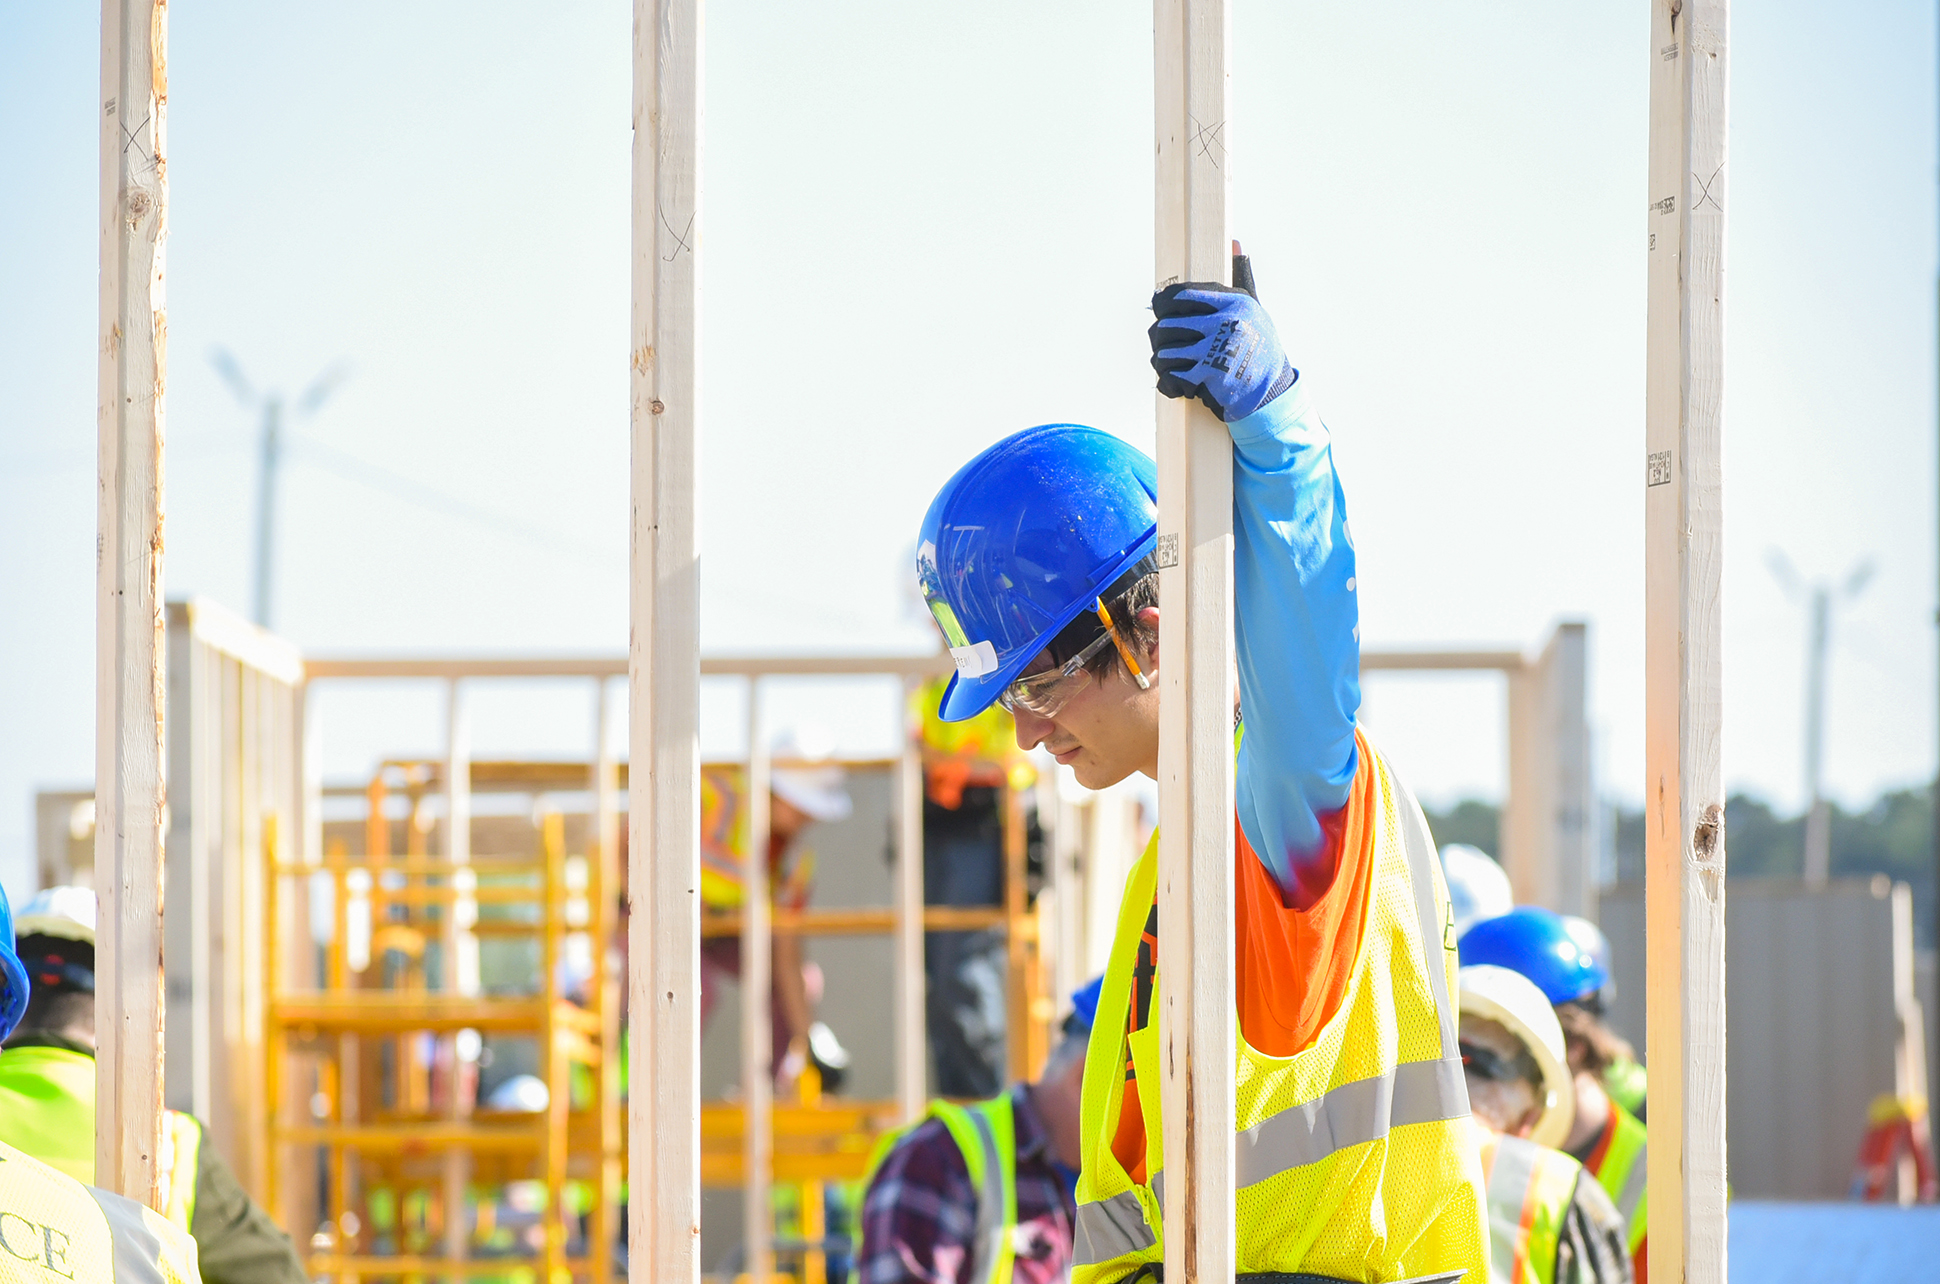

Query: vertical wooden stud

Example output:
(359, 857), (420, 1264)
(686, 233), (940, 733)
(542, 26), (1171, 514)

(894, 679), (927, 1122)
(742, 682), (774, 1281)
(592, 678), (623, 1284)
(1154, 0), (1237, 1278)
(1644, 1), (1729, 1280)
(96, 0), (169, 1209)
(629, 0), (704, 1278)
(441, 679), (473, 1280)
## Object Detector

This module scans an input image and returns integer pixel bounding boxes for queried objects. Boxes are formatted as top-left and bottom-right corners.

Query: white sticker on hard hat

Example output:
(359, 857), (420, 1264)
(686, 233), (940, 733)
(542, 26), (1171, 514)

(949, 640), (999, 678)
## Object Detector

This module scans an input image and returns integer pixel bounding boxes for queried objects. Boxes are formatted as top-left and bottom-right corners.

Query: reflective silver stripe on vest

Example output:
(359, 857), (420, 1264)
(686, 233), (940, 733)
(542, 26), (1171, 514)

(1074, 1187), (1157, 1265)
(1615, 1143), (1648, 1226)
(1236, 1055), (1469, 1188)
(1391, 770), (1462, 1062)
(89, 1186), (168, 1284)
(963, 1105), (1009, 1284)
(1075, 760), (1471, 1267)
(1486, 1136), (1540, 1284)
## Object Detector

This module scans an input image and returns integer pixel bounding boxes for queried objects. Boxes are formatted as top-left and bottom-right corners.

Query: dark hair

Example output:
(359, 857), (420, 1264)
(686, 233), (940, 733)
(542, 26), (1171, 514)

(1040, 556), (1160, 678)
(1556, 1001), (1633, 1076)
(12, 935), (93, 1042)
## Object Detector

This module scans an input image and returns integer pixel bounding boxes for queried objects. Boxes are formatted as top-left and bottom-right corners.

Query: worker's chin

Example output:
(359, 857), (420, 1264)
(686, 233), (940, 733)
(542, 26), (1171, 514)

(1070, 754), (1131, 791)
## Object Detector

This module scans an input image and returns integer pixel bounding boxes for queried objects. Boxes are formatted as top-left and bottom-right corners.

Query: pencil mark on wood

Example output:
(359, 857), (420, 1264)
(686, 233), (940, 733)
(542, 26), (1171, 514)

(1188, 114), (1226, 168)
(1692, 165), (1723, 213)
(658, 203), (694, 262)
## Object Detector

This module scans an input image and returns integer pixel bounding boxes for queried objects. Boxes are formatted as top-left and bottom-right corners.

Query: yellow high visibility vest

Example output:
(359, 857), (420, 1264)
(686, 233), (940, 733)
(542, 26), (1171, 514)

(1073, 742), (1486, 1283)
(1479, 1132), (1579, 1284)
(0, 1139), (200, 1284)
(0, 1048), (201, 1232)
(861, 1094), (1020, 1284)
(1584, 1100), (1646, 1258)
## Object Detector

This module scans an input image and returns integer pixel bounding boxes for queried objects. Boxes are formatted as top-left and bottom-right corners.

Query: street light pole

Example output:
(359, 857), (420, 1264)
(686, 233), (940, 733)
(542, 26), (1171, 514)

(253, 395), (283, 629)
(211, 350), (347, 630)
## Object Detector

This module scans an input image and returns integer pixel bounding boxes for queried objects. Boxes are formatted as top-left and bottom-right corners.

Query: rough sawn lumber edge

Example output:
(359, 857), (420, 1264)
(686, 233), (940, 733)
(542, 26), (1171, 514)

(1643, 1), (1729, 1281)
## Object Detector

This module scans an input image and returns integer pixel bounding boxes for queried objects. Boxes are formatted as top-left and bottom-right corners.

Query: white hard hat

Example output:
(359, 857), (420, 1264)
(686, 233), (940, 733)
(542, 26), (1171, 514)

(769, 729), (852, 824)
(1440, 844), (1513, 941)
(484, 1074), (550, 1113)
(14, 886), (98, 946)
(1459, 963), (1575, 1149)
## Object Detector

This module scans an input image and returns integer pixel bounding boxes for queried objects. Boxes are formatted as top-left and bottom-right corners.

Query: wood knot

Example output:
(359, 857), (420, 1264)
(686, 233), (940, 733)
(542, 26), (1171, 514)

(1694, 802), (1724, 861)
(649, 399), (665, 415)
(126, 189), (153, 224)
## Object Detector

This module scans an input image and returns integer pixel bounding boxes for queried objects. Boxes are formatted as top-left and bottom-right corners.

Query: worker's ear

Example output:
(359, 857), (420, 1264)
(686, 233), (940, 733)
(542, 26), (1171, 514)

(1134, 607), (1160, 670)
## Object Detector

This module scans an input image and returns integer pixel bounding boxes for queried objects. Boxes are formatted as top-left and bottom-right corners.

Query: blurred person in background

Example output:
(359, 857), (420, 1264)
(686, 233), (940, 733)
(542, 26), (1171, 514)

(0, 886), (307, 1284)
(1462, 908), (1647, 1282)
(697, 730), (854, 1088)
(1459, 964), (1631, 1284)
(912, 673), (1043, 1099)
(856, 978), (1100, 1284)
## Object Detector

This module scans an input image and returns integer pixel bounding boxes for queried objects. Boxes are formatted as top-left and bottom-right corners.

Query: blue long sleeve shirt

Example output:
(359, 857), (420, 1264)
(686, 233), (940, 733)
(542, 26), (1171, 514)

(1228, 374), (1362, 901)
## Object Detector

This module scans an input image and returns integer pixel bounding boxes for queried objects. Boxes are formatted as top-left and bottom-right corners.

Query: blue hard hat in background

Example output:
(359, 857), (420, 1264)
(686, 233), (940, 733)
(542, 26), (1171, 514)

(1458, 906), (1610, 1007)
(917, 426), (1158, 722)
(0, 883), (31, 1043)
(1067, 976), (1105, 1035)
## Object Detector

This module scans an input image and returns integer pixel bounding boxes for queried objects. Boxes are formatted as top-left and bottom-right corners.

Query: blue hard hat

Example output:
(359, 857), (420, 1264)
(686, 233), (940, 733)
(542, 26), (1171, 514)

(1458, 906), (1610, 1007)
(0, 883), (31, 1044)
(1068, 976), (1104, 1035)
(917, 426), (1158, 722)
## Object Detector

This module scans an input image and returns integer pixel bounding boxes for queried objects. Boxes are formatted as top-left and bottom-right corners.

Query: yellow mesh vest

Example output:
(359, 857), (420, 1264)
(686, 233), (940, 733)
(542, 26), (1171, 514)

(0, 1048), (201, 1233)
(1073, 742), (1487, 1283)
(1480, 1132), (1579, 1284)
(1586, 1102), (1647, 1257)
(0, 1139), (200, 1284)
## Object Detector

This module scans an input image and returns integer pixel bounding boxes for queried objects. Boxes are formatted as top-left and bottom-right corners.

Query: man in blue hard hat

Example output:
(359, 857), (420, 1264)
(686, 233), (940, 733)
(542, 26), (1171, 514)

(1461, 907), (1648, 1282)
(915, 279), (1486, 1283)
(857, 977), (1102, 1284)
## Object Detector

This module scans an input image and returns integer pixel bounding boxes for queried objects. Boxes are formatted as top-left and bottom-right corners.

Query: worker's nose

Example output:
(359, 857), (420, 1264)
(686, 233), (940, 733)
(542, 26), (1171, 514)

(1012, 706), (1053, 752)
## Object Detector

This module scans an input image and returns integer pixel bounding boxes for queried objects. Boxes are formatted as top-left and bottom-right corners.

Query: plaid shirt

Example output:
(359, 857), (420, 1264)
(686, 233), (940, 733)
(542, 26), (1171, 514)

(858, 1085), (1076, 1284)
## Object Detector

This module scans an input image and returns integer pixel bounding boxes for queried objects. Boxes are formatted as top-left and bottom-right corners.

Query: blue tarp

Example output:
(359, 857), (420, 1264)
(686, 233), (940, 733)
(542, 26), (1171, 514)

(1731, 1202), (1940, 1281)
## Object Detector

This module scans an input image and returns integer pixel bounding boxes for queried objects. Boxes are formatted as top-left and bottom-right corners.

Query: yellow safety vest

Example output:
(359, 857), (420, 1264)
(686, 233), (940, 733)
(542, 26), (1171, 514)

(1584, 1101), (1646, 1259)
(1074, 742), (1486, 1283)
(0, 1139), (200, 1284)
(0, 1048), (201, 1232)
(861, 1094), (1019, 1284)
(1479, 1133), (1579, 1284)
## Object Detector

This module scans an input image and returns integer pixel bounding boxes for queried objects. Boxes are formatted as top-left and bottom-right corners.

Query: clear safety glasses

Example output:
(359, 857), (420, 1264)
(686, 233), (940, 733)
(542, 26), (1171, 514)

(998, 597), (1150, 719)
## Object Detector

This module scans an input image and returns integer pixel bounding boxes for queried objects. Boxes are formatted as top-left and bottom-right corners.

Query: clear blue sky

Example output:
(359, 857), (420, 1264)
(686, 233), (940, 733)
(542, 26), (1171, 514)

(1, 1), (1935, 894)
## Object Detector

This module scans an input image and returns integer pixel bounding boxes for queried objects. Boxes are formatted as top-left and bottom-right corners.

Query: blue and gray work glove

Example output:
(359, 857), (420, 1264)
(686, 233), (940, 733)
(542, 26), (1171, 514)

(1148, 282), (1298, 423)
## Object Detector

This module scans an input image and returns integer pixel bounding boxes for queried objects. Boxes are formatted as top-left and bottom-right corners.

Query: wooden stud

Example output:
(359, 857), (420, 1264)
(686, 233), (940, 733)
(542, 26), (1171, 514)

(96, 0), (169, 1210)
(1643, 1), (1729, 1281)
(442, 679), (473, 1282)
(592, 678), (623, 1284)
(1154, 0), (1237, 1278)
(742, 682), (774, 1281)
(894, 679), (926, 1122)
(629, 0), (704, 1279)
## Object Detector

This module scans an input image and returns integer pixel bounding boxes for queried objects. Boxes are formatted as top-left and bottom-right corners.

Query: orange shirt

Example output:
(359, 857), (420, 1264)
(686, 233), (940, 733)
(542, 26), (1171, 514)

(1110, 735), (1378, 1181)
